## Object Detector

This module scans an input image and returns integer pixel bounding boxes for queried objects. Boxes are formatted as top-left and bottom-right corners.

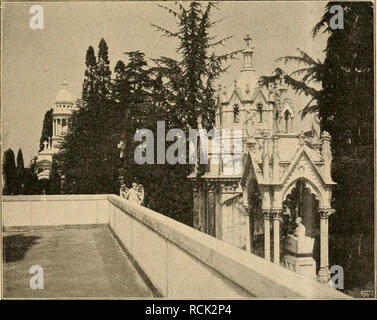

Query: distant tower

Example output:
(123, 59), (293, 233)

(51, 80), (76, 149)
(35, 80), (77, 182)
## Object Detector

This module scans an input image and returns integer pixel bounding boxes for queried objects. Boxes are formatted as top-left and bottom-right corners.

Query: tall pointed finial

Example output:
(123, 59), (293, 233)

(242, 34), (254, 71)
(244, 34), (253, 48)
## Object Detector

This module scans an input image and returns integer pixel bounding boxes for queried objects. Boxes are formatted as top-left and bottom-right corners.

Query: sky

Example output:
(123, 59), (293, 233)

(2, 1), (328, 164)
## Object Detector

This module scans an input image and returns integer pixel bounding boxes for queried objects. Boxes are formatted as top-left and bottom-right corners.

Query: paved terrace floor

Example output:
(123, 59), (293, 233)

(3, 226), (154, 298)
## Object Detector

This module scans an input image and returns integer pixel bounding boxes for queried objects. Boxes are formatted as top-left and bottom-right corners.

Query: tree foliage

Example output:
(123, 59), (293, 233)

(56, 2), (237, 227)
(3, 148), (17, 195)
(317, 2), (374, 292)
(152, 1), (241, 130)
(39, 108), (53, 151)
(16, 148), (25, 194)
(261, 2), (374, 292)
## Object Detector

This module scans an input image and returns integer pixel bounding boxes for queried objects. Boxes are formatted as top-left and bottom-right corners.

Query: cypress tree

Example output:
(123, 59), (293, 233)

(39, 108), (53, 151)
(3, 148), (17, 195)
(58, 39), (119, 194)
(314, 2), (374, 291)
(82, 46), (98, 108)
(16, 148), (25, 194)
(97, 38), (112, 102)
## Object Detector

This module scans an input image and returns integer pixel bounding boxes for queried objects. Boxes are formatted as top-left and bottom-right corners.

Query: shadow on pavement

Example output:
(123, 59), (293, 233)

(3, 234), (41, 263)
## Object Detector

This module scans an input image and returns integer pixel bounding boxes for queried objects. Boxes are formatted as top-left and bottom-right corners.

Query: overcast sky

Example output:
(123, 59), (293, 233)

(2, 1), (328, 163)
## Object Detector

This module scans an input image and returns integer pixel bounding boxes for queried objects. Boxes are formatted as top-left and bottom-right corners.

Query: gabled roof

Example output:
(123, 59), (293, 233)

(221, 67), (261, 104)
(228, 87), (244, 104)
(241, 150), (263, 186)
(251, 86), (270, 104)
(280, 146), (336, 187)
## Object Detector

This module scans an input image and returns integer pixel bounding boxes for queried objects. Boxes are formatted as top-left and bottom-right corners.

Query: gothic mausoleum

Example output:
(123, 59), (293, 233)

(189, 36), (336, 283)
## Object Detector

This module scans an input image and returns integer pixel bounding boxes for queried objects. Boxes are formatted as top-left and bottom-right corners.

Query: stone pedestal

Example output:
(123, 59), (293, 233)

(282, 236), (316, 279)
(282, 255), (316, 278)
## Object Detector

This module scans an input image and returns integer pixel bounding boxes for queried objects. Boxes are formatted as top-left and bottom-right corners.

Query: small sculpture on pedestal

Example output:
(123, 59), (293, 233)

(292, 217), (306, 238)
(120, 182), (144, 206)
(282, 217), (316, 278)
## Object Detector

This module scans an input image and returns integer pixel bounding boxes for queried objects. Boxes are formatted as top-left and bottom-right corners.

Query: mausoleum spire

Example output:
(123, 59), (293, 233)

(242, 34), (254, 71)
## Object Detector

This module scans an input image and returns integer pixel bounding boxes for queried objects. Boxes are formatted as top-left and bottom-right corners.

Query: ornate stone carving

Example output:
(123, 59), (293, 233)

(262, 209), (271, 219)
(244, 111), (256, 138)
(319, 209), (329, 219)
(271, 210), (282, 220)
(120, 182), (144, 205)
(298, 130), (305, 146)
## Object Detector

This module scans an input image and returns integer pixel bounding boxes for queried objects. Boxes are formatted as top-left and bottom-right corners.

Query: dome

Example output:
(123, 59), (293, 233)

(55, 80), (72, 103)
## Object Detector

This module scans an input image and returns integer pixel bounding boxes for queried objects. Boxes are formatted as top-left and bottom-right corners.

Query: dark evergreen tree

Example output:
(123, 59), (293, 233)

(315, 2), (374, 292)
(3, 148), (17, 195)
(97, 38), (113, 101)
(39, 108), (53, 151)
(16, 148), (25, 194)
(152, 2), (240, 130)
(113, 60), (130, 105)
(22, 167), (39, 195)
(124, 51), (151, 105)
(131, 2), (240, 225)
(49, 155), (61, 194)
(58, 39), (120, 194)
(82, 46), (98, 109)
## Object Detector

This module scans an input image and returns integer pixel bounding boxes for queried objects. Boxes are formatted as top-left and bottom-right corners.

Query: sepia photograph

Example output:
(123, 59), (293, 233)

(1, 1), (375, 301)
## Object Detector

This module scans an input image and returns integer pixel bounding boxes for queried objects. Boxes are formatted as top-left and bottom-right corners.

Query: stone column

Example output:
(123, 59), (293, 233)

(208, 186), (216, 237)
(318, 209), (330, 283)
(199, 184), (206, 233)
(263, 209), (271, 261)
(215, 188), (223, 240)
(244, 206), (251, 253)
(193, 186), (200, 230)
(272, 210), (281, 264)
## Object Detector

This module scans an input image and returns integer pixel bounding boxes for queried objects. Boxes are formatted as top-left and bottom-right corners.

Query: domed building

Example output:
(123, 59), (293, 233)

(189, 35), (336, 283)
(35, 80), (78, 182)
(51, 80), (77, 149)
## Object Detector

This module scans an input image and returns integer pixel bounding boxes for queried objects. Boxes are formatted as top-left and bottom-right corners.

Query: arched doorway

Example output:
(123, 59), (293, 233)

(281, 178), (321, 271)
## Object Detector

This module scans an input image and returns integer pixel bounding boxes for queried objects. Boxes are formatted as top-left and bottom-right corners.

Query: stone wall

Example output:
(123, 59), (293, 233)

(107, 195), (348, 298)
(2, 194), (349, 298)
(3, 195), (110, 228)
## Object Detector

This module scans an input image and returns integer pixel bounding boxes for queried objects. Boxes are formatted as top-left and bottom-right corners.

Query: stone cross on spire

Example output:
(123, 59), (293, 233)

(117, 140), (126, 159)
(242, 34), (254, 71)
(244, 34), (253, 48)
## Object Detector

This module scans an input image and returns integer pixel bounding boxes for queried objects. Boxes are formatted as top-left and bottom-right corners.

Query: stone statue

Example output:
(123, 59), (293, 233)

(283, 216), (316, 278)
(244, 111), (256, 138)
(292, 217), (306, 239)
(120, 182), (144, 205)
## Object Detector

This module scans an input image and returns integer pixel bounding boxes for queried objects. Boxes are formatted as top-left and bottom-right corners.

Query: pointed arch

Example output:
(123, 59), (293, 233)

(257, 103), (263, 123)
(282, 177), (323, 208)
